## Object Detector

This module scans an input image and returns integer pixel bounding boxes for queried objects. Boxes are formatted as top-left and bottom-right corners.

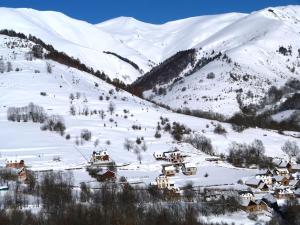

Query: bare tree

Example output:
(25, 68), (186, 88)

(0, 59), (5, 73)
(250, 139), (265, 158)
(94, 139), (99, 148)
(134, 145), (142, 164)
(69, 93), (75, 101)
(282, 140), (300, 160)
(124, 138), (134, 151)
(46, 62), (52, 73)
(108, 101), (115, 115)
(141, 141), (147, 152)
(70, 105), (76, 116)
(99, 110), (105, 120)
(6, 61), (12, 72)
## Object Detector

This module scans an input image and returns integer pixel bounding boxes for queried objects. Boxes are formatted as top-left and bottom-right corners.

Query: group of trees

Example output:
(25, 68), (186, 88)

(227, 139), (274, 169)
(123, 137), (147, 164)
(0, 59), (13, 73)
(7, 103), (47, 123)
(185, 134), (214, 155)
(7, 103), (67, 136)
(281, 140), (300, 160)
(40, 115), (66, 136)
(0, 171), (228, 225)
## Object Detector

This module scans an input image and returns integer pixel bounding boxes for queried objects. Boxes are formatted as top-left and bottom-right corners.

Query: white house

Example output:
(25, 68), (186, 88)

(90, 150), (110, 164)
(153, 152), (165, 160)
(238, 190), (255, 201)
(162, 165), (176, 176)
(182, 162), (197, 175)
(155, 175), (176, 190)
(256, 169), (273, 185)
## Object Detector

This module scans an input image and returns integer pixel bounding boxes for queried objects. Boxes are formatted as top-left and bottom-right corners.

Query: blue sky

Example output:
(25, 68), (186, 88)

(1, 0), (299, 24)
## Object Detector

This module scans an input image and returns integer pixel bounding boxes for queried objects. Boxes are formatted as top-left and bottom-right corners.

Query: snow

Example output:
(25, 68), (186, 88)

(0, 7), (299, 194)
(142, 6), (300, 116)
(0, 7), (299, 222)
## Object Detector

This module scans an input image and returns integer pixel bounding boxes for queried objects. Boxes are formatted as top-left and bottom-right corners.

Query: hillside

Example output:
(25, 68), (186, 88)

(132, 6), (300, 120)
(0, 34), (299, 187)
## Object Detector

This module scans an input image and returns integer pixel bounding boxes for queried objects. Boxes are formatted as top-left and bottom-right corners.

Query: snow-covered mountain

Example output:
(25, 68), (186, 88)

(1, 6), (299, 117)
(0, 8), (247, 84)
(0, 33), (299, 181)
(132, 6), (300, 117)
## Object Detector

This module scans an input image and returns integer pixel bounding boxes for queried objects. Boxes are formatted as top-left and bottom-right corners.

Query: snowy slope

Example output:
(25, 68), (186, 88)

(97, 13), (245, 63)
(0, 7), (151, 83)
(0, 35), (300, 186)
(137, 6), (300, 116)
(0, 8), (245, 83)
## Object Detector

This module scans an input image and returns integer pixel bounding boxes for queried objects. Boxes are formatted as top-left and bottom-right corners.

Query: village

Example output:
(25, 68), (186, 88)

(1, 146), (300, 218)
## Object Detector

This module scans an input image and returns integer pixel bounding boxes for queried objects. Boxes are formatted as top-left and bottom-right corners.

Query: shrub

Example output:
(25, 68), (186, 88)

(154, 131), (161, 138)
(171, 122), (191, 141)
(41, 115), (66, 136)
(6, 61), (13, 72)
(232, 123), (247, 133)
(227, 140), (273, 169)
(185, 134), (214, 155)
(81, 129), (92, 141)
(206, 72), (215, 79)
(32, 44), (44, 58)
(214, 123), (227, 135)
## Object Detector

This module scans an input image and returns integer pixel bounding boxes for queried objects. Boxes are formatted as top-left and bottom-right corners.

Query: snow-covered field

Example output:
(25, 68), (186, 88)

(0, 35), (299, 188)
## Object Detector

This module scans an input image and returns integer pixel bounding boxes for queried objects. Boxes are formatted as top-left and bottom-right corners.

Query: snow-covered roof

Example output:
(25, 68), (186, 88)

(273, 176), (286, 182)
(289, 180), (299, 186)
(277, 161), (291, 168)
(274, 167), (289, 172)
(164, 165), (175, 171)
(245, 178), (262, 186)
(292, 164), (300, 170)
(256, 169), (272, 175)
(238, 190), (254, 196)
(262, 193), (277, 204)
(184, 162), (197, 168)
(153, 152), (163, 157)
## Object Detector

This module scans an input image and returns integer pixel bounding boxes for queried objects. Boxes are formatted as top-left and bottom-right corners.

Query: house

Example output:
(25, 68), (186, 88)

(273, 167), (289, 176)
(274, 187), (294, 199)
(291, 164), (300, 173)
(240, 199), (269, 213)
(256, 169), (273, 185)
(0, 186), (9, 191)
(162, 165), (176, 176)
(238, 190), (255, 201)
(153, 152), (165, 160)
(289, 180), (300, 190)
(96, 170), (116, 182)
(90, 151), (110, 164)
(18, 167), (27, 182)
(182, 162), (197, 175)
(294, 189), (300, 197)
(272, 176), (289, 186)
(274, 160), (292, 172)
(6, 160), (25, 169)
(262, 194), (278, 210)
(168, 152), (184, 164)
(5, 160), (28, 183)
(245, 178), (269, 191)
(255, 199), (269, 212)
(155, 175), (176, 189)
(205, 157), (222, 162)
